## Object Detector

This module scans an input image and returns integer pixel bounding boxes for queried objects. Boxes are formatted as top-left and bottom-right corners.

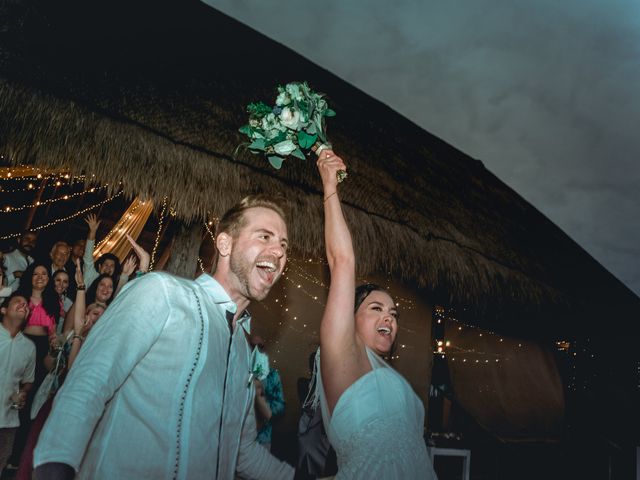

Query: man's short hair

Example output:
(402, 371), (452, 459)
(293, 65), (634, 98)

(50, 241), (70, 254)
(215, 194), (287, 239)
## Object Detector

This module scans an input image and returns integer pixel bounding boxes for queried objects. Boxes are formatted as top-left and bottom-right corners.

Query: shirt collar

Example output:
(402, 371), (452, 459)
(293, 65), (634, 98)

(0, 323), (22, 340)
(194, 274), (252, 333)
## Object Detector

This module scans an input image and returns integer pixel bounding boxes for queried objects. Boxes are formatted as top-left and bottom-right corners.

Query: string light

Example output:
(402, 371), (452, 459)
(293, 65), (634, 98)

(197, 257), (206, 274)
(0, 185), (109, 213)
(0, 191), (123, 240)
(96, 198), (144, 249)
(0, 177), (86, 194)
(203, 214), (219, 244)
(0, 171), (86, 183)
(149, 197), (167, 271)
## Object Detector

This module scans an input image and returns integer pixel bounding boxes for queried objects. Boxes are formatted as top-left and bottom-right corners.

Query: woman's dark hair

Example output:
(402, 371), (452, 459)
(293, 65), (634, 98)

(354, 283), (385, 312)
(17, 261), (60, 319)
(95, 253), (122, 277)
(354, 283), (399, 360)
(86, 274), (115, 306)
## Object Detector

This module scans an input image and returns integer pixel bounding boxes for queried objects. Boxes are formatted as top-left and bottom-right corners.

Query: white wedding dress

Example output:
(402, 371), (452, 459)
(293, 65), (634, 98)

(316, 347), (437, 479)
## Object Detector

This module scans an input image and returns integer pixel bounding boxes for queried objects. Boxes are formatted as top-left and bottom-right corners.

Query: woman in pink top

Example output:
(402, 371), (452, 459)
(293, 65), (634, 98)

(17, 262), (61, 389)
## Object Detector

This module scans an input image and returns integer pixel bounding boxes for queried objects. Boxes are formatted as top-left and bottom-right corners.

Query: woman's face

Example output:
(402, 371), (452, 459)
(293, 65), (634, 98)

(354, 290), (398, 356)
(85, 305), (105, 329)
(54, 272), (69, 295)
(31, 266), (49, 291)
(96, 277), (113, 302)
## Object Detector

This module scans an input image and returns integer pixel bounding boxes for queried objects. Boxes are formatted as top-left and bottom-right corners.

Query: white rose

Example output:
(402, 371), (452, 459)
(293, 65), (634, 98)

(276, 92), (291, 106)
(273, 139), (297, 156)
(280, 107), (301, 129)
(286, 83), (304, 101)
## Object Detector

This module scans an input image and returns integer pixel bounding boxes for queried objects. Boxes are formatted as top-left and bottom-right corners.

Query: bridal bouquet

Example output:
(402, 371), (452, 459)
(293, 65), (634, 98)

(238, 82), (346, 182)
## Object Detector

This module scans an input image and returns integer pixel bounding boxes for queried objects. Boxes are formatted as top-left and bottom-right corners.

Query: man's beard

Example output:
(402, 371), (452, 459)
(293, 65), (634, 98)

(229, 251), (269, 302)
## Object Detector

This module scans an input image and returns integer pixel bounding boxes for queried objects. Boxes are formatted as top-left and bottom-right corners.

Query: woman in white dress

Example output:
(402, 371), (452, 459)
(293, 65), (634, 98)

(316, 150), (437, 479)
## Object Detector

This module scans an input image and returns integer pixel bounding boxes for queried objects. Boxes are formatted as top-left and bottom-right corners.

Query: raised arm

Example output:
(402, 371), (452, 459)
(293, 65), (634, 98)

(68, 258), (87, 368)
(317, 150), (370, 414)
(114, 256), (135, 297)
(125, 234), (150, 273)
(82, 215), (100, 287)
(85, 214), (101, 242)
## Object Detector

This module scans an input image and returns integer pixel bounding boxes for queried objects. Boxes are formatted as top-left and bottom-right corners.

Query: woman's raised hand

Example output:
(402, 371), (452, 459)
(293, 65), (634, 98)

(316, 149), (347, 196)
(125, 234), (150, 273)
(121, 256), (137, 277)
(74, 258), (84, 288)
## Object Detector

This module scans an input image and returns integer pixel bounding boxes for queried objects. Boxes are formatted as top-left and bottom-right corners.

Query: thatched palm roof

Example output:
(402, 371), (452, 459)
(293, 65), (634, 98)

(0, 0), (637, 338)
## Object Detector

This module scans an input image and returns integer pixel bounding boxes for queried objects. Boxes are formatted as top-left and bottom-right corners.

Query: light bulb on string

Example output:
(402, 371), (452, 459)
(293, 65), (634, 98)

(0, 191), (123, 241)
(149, 197), (168, 271)
(0, 185), (109, 214)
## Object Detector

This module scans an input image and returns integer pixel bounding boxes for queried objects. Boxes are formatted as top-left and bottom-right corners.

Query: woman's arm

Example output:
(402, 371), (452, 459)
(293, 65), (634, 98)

(82, 214), (101, 288)
(126, 234), (151, 273)
(317, 150), (370, 414)
(114, 257), (135, 297)
(68, 259), (87, 369)
(61, 303), (75, 336)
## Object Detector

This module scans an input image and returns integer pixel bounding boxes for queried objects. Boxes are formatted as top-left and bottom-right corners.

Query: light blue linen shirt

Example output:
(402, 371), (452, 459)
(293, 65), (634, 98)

(34, 272), (293, 480)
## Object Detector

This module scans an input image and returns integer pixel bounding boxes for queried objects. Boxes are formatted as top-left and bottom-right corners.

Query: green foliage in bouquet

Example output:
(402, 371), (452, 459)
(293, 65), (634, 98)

(238, 82), (336, 170)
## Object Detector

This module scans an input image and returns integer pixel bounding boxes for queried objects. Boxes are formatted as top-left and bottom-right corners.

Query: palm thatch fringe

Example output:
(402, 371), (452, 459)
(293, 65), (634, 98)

(0, 79), (564, 308)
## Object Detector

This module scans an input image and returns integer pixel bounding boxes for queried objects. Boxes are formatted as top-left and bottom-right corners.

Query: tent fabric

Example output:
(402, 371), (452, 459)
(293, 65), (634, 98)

(445, 320), (565, 441)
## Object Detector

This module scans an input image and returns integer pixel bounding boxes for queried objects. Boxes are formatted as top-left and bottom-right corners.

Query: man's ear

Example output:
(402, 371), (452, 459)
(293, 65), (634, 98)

(216, 232), (232, 257)
(0, 307), (6, 316)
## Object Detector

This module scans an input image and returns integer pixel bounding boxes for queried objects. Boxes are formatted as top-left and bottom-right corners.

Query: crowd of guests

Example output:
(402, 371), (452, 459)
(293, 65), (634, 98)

(0, 215), (150, 478)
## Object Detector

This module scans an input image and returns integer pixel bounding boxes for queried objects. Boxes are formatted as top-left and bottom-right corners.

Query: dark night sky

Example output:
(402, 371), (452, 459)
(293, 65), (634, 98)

(204, 0), (640, 296)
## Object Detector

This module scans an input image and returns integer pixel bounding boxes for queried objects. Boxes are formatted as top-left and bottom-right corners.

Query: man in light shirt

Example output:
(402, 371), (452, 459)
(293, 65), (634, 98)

(49, 241), (71, 275)
(2, 232), (37, 293)
(34, 195), (294, 479)
(0, 293), (35, 476)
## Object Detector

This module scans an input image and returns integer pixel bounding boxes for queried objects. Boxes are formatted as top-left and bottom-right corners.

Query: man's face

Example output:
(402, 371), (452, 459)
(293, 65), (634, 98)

(2, 295), (29, 323)
(19, 233), (37, 254)
(51, 244), (70, 268)
(100, 259), (116, 276)
(72, 240), (86, 259)
(227, 207), (288, 302)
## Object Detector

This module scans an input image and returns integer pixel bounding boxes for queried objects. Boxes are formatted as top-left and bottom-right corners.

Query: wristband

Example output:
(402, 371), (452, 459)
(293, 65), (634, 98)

(77, 284), (86, 291)
(72, 334), (84, 343)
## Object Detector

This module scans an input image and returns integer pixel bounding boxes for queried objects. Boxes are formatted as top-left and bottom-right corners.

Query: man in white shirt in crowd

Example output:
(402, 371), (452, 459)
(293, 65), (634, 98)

(0, 293), (35, 476)
(34, 195), (294, 480)
(49, 241), (71, 275)
(3, 232), (37, 293)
